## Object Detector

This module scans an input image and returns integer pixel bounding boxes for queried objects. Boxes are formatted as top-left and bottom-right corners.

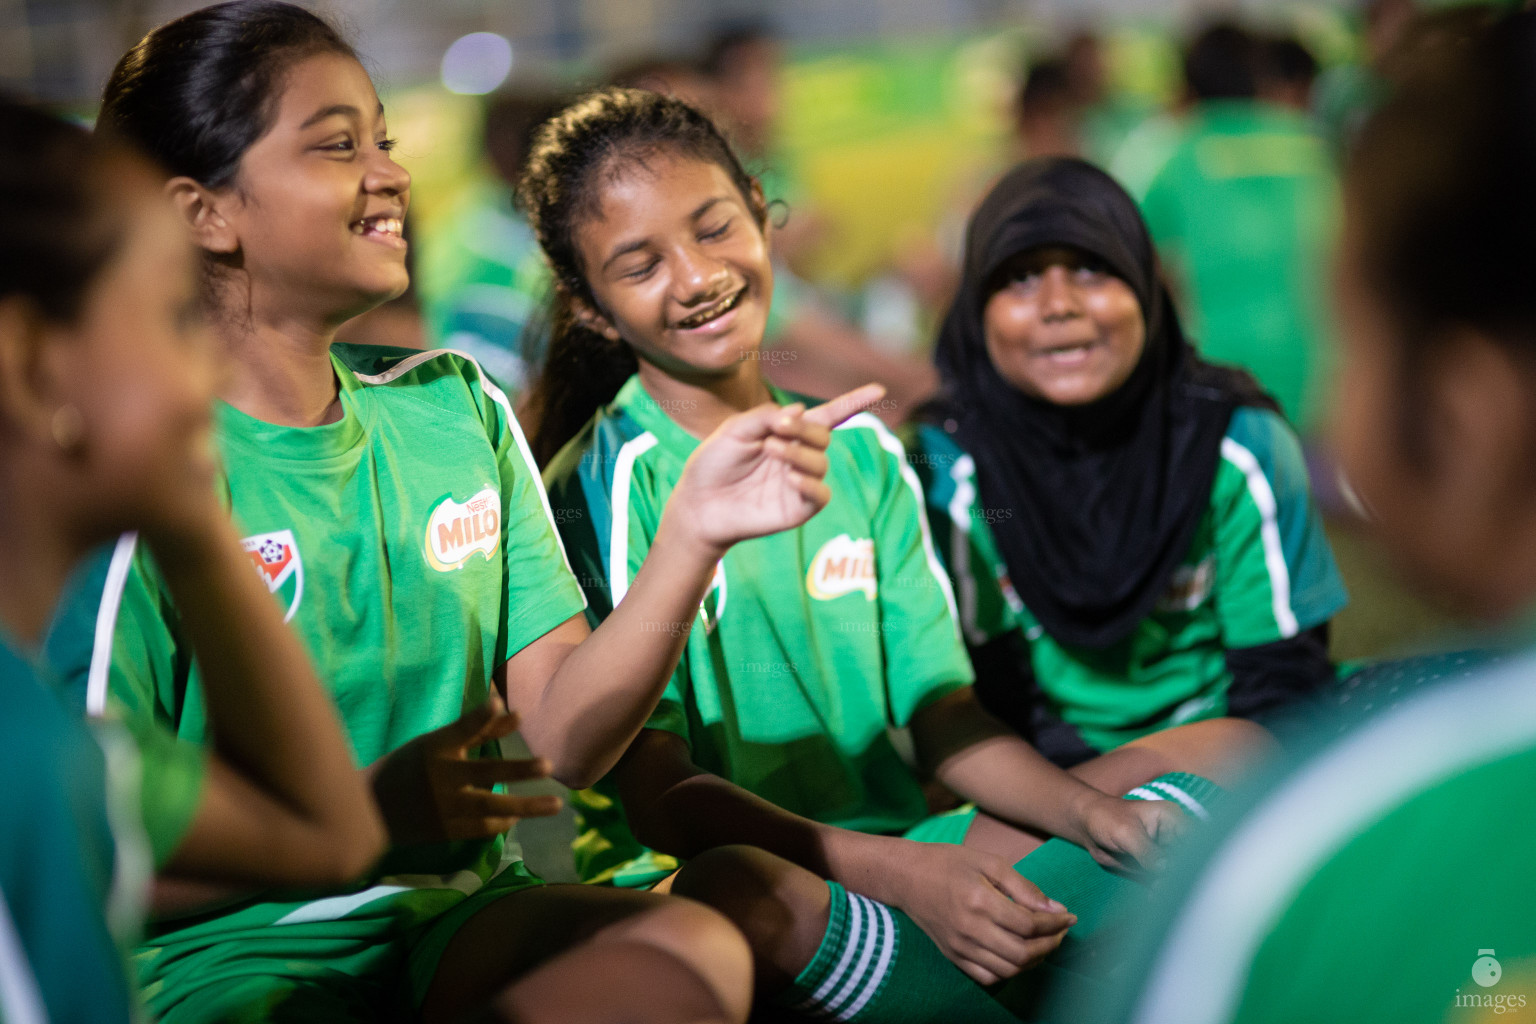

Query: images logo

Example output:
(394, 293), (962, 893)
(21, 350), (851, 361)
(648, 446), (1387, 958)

(1456, 949), (1527, 1015)
(242, 529), (304, 622)
(426, 487), (502, 571)
(1478, 951), (1505, 989)
(806, 534), (877, 601)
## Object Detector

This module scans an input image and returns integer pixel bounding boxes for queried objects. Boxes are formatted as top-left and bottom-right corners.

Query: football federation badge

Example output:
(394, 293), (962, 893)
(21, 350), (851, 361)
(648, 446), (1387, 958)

(242, 529), (304, 622)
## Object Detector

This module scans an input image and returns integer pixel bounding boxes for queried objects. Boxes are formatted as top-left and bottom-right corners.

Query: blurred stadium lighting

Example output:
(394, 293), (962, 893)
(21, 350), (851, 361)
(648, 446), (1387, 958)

(441, 31), (513, 94)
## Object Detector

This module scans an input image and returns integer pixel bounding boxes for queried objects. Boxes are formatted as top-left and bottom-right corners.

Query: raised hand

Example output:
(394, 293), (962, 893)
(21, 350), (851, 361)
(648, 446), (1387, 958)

(1078, 794), (1188, 874)
(897, 842), (1077, 986)
(368, 690), (562, 845)
(671, 383), (886, 554)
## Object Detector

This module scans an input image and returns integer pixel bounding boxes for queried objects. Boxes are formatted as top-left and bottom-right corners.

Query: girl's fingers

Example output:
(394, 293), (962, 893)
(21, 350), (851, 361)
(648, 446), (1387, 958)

(1146, 801), (1188, 844)
(802, 383), (887, 429)
(969, 923), (1039, 970)
(955, 959), (1002, 987)
(954, 940), (1026, 983)
(1018, 929), (1070, 967)
(452, 756), (553, 787)
(457, 790), (562, 820)
(789, 472), (832, 510)
(768, 438), (830, 479)
(719, 401), (805, 447)
(768, 412), (833, 452)
(446, 815), (527, 842)
(989, 864), (1068, 915)
(439, 699), (520, 750)
(992, 895), (1074, 942)
(467, 708), (523, 747)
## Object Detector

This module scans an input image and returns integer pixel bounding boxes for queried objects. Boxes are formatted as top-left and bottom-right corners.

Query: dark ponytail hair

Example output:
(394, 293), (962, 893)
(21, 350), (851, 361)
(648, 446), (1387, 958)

(1348, 8), (1536, 468)
(98, 0), (354, 187)
(0, 97), (130, 322)
(518, 87), (767, 466)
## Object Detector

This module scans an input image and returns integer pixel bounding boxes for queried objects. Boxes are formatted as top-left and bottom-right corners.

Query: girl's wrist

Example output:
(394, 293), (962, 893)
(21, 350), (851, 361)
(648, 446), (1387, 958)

(1065, 787), (1116, 849)
(653, 503), (730, 568)
(822, 829), (911, 907)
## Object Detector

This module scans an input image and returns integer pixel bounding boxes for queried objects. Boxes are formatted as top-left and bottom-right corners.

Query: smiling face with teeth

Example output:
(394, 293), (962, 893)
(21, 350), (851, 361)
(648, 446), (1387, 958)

(982, 245), (1146, 406)
(571, 151), (772, 384)
(196, 52), (411, 327)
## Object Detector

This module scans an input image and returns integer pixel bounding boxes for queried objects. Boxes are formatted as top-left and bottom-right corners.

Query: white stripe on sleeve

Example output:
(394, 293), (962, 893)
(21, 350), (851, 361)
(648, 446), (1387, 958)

(1220, 437), (1298, 638)
(87, 531), (139, 717)
(608, 433), (659, 606)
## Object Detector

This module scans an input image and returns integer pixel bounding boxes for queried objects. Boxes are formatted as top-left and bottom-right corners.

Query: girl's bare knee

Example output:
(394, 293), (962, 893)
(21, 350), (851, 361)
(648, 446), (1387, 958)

(605, 898), (755, 1022)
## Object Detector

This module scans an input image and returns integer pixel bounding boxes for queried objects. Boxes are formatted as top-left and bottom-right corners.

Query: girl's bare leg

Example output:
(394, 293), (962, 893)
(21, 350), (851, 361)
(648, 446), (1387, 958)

(419, 883), (753, 1024)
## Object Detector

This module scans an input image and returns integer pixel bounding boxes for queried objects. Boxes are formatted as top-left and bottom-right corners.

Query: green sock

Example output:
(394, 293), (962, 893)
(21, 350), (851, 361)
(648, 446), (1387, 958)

(1015, 772), (1223, 941)
(1000, 771), (1224, 1004)
(774, 881), (1021, 1023)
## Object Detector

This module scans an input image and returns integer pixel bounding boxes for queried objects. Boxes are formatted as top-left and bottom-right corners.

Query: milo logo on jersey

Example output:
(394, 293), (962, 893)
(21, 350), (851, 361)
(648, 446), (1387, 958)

(426, 486), (502, 572)
(242, 529), (304, 622)
(807, 534), (877, 601)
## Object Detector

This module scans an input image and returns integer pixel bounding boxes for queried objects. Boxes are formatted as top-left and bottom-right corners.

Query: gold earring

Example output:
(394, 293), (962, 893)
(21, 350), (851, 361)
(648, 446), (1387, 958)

(51, 404), (85, 452)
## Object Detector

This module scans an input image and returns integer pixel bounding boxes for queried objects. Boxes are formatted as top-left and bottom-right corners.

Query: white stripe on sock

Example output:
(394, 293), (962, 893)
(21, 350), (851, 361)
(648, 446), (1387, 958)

(838, 900), (900, 1021)
(1148, 780), (1211, 821)
(799, 891), (866, 1011)
(824, 894), (887, 1017)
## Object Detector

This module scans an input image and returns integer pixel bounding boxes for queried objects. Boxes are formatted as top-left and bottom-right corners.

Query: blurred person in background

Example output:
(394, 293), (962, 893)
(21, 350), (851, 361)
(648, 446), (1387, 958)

(887, 49), (1091, 367)
(414, 89), (567, 395)
(1128, 22), (1337, 437)
(1066, 31), (1159, 169)
(1313, 0), (1419, 156)
(1256, 35), (1321, 113)
(700, 25), (940, 425)
(1013, 58), (1083, 161)
(609, 54), (715, 108)
(1049, 12), (1536, 1021)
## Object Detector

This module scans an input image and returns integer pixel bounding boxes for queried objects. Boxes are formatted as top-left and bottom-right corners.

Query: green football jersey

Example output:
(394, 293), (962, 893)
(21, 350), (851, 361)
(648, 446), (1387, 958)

(1134, 101), (1339, 433)
(543, 376), (974, 887)
(908, 407), (1347, 754)
(1053, 650), (1536, 1024)
(0, 633), (187, 1024)
(52, 347), (586, 977)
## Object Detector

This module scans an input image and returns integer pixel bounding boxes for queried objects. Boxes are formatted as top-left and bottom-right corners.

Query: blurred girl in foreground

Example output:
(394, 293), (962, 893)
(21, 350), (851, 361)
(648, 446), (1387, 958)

(1053, 13), (1536, 1022)
(0, 98), (382, 1020)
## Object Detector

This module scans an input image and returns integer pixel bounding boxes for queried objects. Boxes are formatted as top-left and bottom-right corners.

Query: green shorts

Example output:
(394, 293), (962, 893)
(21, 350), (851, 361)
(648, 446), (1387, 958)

(139, 861), (544, 1024)
(900, 804), (980, 846)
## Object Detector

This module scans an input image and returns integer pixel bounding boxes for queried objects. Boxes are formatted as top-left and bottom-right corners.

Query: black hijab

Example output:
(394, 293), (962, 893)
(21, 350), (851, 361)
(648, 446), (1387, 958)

(931, 157), (1274, 649)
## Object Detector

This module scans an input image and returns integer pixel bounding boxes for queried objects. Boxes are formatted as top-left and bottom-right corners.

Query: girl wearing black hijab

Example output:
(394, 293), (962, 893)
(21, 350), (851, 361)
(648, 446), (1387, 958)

(908, 157), (1345, 767)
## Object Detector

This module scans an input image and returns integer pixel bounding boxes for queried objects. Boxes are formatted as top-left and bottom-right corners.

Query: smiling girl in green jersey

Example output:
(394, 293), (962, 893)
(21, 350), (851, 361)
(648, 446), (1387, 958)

(912, 158), (1347, 767)
(0, 99), (384, 1022)
(529, 88), (1276, 1022)
(48, 3), (886, 1022)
